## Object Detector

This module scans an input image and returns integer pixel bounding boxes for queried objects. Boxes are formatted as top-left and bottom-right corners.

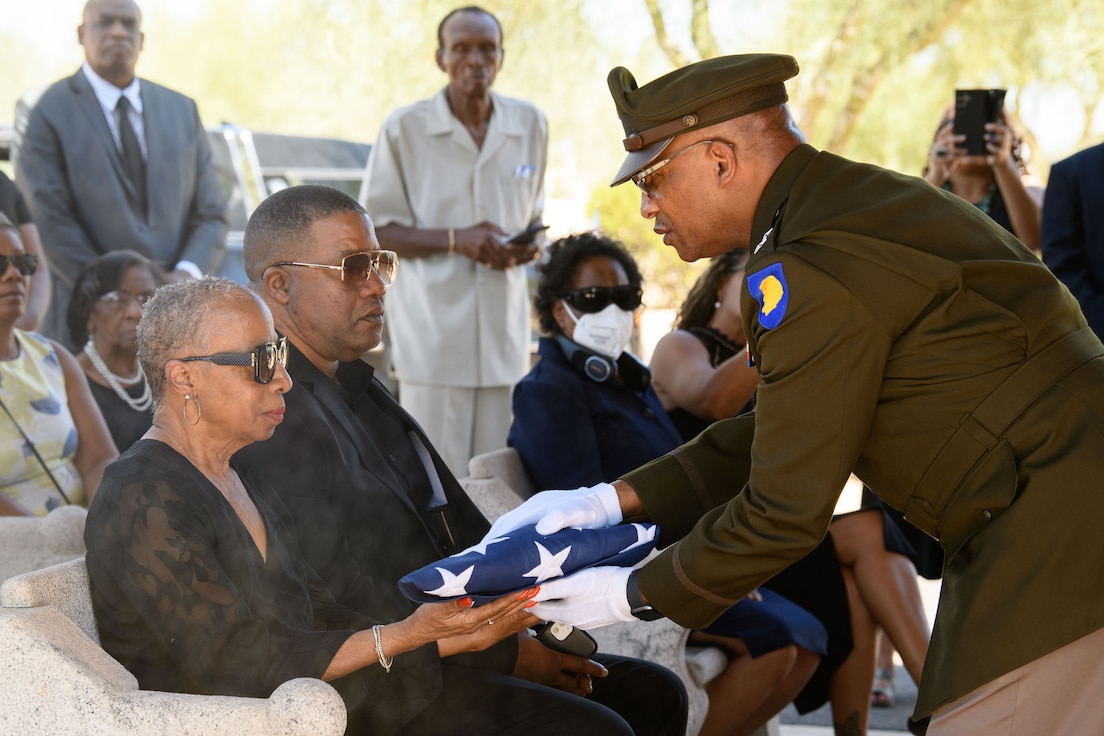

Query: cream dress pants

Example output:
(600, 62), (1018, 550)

(399, 382), (512, 480)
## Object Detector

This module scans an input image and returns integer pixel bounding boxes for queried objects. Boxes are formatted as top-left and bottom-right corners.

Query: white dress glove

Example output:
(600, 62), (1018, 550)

(485, 482), (623, 539)
(528, 566), (636, 629)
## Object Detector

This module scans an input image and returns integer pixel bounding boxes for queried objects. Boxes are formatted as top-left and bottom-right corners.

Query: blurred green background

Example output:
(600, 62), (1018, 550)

(3, 0), (1102, 308)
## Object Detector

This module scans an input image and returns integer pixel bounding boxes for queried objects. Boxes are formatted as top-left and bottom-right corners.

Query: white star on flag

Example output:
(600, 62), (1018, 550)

(522, 542), (571, 584)
(619, 523), (657, 554)
(425, 565), (475, 597)
(459, 535), (510, 557)
(398, 522), (661, 605)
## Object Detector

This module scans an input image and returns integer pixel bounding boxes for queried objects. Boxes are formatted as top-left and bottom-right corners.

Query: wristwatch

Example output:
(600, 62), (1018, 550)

(626, 570), (663, 621)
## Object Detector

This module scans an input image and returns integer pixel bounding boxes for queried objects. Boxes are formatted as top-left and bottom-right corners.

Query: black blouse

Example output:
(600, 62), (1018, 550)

(84, 440), (364, 698)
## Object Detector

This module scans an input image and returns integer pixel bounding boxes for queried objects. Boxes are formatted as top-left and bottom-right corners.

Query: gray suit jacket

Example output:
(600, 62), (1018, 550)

(15, 70), (227, 338)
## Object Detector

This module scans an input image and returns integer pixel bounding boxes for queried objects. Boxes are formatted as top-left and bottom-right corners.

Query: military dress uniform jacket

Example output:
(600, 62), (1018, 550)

(624, 144), (1104, 716)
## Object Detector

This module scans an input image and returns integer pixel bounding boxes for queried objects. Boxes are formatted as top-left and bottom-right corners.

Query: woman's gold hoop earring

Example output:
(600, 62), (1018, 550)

(183, 394), (202, 426)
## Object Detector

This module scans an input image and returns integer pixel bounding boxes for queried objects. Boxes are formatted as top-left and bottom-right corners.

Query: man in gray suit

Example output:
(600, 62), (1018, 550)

(15, 0), (227, 342)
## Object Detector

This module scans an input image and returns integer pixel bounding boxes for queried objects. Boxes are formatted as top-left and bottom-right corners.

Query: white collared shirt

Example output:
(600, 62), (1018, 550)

(81, 62), (146, 160)
(362, 88), (548, 387)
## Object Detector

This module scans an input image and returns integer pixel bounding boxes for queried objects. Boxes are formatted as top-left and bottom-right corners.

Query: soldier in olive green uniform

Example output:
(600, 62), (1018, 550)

(489, 55), (1104, 734)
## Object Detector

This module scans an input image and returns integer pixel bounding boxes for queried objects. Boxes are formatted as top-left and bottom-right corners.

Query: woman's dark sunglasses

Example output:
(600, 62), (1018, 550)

(270, 250), (397, 289)
(0, 253), (39, 277)
(563, 285), (643, 314)
(179, 336), (289, 385)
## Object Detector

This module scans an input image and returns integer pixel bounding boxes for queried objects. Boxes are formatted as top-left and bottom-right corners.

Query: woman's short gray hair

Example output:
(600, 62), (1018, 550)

(137, 277), (261, 409)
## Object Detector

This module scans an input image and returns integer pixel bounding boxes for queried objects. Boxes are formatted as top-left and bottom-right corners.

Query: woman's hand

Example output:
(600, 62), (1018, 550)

(438, 605), (541, 657)
(323, 588), (539, 681)
(924, 120), (961, 186)
(406, 587), (540, 644)
(983, 112), (1016, 169)
(985, 111), (1042, 250)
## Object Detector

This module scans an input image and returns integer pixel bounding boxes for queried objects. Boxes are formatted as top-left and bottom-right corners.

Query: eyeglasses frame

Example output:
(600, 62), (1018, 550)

(178, 336), (289, 385)
(631, 139), (735, 198)
(269, 250), (397, 289)
(98, 289), (154, 310)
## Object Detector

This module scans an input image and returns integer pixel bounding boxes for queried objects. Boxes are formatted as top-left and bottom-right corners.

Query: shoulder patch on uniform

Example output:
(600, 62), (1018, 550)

(746, 263), (789, 330)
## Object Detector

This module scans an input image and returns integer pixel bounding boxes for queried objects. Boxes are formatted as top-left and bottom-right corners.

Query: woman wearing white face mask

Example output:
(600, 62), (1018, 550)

(508, 233), (828, 736)
(507, 232), (672, 491)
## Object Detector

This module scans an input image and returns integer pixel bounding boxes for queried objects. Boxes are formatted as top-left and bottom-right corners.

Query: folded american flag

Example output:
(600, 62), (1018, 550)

(399, 523), (659, 605)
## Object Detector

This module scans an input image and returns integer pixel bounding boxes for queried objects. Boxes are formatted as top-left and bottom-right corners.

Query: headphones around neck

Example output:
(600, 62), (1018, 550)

(554, 334), (652, 392)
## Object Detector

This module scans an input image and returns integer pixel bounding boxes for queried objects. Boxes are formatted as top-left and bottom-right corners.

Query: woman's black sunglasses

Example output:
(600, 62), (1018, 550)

(563, 285), (643, 314)
(179, 336), (289, 385)
(0, 253), (39, 277)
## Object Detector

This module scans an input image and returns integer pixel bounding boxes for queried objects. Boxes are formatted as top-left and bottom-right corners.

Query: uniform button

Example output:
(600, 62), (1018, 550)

(388, 454), (397, 463)
(982, 509), (992, 521)
(643, 408), (655, 419)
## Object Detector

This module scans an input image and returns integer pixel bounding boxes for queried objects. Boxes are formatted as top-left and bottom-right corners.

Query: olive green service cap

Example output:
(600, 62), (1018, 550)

(608, 53), (800, 186)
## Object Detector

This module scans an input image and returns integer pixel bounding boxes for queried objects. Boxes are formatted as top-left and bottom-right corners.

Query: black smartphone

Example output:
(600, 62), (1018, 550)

(953, 89), (1006, 156)
(505, 223), (549, 245)
(533, 621), (598, 657)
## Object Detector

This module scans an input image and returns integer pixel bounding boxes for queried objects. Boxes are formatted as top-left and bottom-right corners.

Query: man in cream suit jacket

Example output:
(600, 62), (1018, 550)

(15, 0), (227, 342)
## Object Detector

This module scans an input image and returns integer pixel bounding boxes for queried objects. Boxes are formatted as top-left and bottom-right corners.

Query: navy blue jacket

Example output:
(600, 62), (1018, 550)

(509, 337), (682, 491)
(1042, 142), (1104, 337)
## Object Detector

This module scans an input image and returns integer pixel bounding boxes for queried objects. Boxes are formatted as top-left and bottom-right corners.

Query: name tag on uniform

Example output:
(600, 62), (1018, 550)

(515, 164), (537, 178)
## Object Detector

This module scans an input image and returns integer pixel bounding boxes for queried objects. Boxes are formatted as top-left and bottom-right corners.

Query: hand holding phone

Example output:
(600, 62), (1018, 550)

(953, 89), (1006, 156)
(505, 223), (550, 245)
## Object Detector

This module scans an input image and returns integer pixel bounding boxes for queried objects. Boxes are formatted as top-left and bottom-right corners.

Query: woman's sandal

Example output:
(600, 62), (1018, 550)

(871, 667), (895, 708)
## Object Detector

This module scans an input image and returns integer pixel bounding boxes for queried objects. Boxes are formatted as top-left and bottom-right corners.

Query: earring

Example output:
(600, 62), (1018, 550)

(183, 393), (202, 426)
(714, 300), (722, 309)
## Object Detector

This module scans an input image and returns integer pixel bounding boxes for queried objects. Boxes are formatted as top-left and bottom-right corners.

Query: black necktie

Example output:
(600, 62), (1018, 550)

(116, 96), (147, 217)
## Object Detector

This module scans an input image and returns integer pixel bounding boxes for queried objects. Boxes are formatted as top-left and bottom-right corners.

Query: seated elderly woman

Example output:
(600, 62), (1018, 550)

(650, 249), (933, 733)
(0, 213), (116, 516)
(67, 250), (165, 452)
(509, 232), (826, 736)
(84, 278), (535, 734)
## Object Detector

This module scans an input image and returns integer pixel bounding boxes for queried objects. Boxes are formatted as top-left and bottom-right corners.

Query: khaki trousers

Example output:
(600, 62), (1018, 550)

(929, 625), (1104, 735)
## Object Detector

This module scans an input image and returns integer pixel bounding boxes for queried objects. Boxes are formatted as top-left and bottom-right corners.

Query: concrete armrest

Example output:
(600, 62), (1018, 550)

(0, 606), (346, 736)
(0, 506), (87, 584)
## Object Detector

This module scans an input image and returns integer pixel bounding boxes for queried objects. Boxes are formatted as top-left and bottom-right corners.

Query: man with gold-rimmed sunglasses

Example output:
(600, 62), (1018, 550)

(268, 250), (398, 289)
(236, 184), (688, 736)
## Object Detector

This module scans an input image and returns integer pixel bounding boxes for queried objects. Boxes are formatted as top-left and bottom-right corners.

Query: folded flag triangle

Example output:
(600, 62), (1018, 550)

(399, 523), (659, 605)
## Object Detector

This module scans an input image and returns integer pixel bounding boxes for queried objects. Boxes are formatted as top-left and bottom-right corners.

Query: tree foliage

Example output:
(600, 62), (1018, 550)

(588, 0), (1104, 307)
(637, 0), (1104, 172)
(3, 0), (1099, 308)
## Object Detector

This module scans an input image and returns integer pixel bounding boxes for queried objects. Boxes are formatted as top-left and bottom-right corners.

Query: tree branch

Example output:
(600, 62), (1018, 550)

(689, 0), (719, 59)
(644, 0), (691, 68)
